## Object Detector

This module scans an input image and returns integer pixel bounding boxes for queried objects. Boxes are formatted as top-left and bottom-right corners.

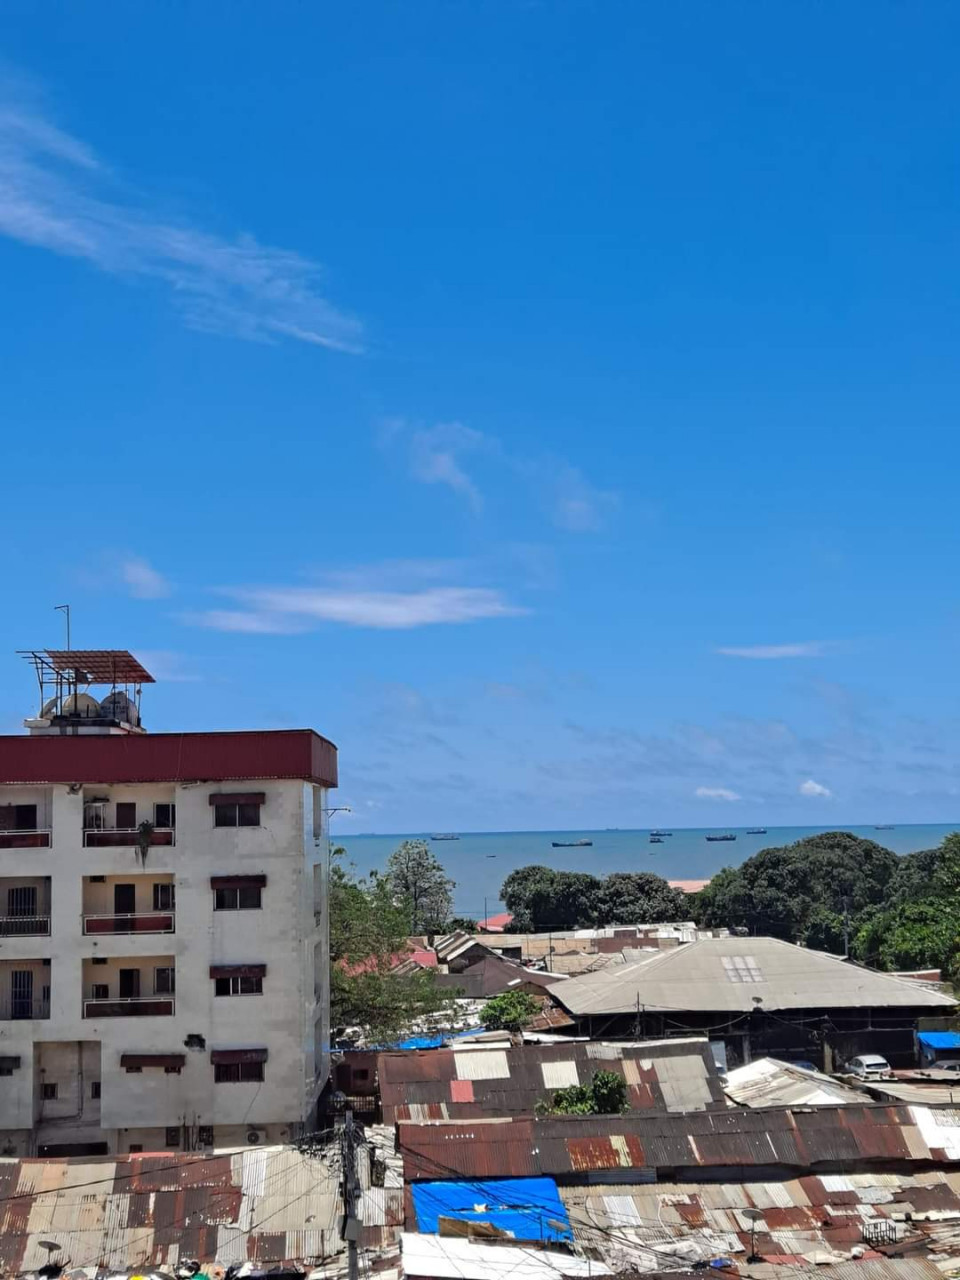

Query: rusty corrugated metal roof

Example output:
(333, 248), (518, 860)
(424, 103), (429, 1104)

(0, 1136), (398, 1274)
(398, 1103), (960, 1182)
(378, 1036), (725, 1123)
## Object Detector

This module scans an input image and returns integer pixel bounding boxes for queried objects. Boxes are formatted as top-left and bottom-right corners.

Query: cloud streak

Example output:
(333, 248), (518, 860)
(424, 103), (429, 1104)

(716, 643), (826, 660)
(384, 419), (618, 531)
(695, 786), (741, 801)
(121, 555), (170, 599)
(0, 95), (361, 350)
(184, 562), (527, 632)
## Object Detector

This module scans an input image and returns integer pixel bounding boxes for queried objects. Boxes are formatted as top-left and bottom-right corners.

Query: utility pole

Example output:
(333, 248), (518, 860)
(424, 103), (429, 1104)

(54, 604), (71, 650)
(339, 1106), (360, 1280)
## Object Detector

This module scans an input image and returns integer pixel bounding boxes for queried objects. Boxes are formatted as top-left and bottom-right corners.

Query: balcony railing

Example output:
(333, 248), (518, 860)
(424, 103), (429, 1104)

(83, 996), (175, 1018)
(0, 915), (51, 937)
(0, 830), (51, 849)
(83, 828), (175, 848)
(0, 998), (50, 1021)
(83, 912), (175, 935)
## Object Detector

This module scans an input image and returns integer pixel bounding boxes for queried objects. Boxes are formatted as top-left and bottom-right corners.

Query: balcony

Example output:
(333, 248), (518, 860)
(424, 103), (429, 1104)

(83, 827), (175, 849)
(0, 915), (50, 937)
(83, 996), (175, 1018)
(0, 830), (51, 850)
(0, 997), (50, 1020)
(83, 912), (174, 936)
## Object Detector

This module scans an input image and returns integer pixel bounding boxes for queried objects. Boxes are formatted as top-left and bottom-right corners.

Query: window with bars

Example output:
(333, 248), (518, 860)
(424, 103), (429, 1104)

(214, 1061), (265, 1083)
(721, 955), (764, 983)
(7, 887), (37, 917)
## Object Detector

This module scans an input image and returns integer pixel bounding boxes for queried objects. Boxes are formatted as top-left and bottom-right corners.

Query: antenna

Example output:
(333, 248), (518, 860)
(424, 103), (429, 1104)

(54, 605), (71, 650)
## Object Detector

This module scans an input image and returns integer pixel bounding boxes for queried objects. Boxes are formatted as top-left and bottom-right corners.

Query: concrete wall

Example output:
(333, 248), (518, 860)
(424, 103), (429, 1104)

(0, 771), (331, 1148)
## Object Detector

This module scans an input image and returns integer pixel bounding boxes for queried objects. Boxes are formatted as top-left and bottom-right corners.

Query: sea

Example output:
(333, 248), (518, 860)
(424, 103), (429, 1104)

(336, 823), (960, 919)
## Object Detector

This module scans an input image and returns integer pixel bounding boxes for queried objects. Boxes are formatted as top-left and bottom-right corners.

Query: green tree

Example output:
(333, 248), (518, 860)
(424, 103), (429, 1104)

(502, 866), (686, 932)
(445, 916), (478, 933)
(549, 1070), (628, 1116)
(481, 990), (540, 1031)
(386, 839), (455, 933)
(594, 872), (688, 925)
(695, 832), (899, 945)
(329, 853), (459, 1042)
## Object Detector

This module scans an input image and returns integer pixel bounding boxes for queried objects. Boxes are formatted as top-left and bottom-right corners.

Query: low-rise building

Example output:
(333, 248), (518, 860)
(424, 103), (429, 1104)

(548, 935), (957, 1069)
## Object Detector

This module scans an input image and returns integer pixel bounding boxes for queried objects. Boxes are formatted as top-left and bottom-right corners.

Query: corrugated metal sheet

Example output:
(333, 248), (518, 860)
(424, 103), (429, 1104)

(725, 1057), (873, 1108)
(553, 936), (958, 1014)
(379, 1036), (726, 1123)
(0, 1135), (393, 1274)
(399, 1102), (960, 1182)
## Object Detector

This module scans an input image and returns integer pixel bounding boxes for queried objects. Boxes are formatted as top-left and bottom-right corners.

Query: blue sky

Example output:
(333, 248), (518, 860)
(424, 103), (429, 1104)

(2, 3), (959, 832)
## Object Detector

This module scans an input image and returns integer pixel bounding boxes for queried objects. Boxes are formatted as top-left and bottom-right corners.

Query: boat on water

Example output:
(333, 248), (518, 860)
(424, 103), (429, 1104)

(650, 836), (664, 844)
(430, 833), (460, 841)
(874, 824), (895, 831)
(746, 828), (767, 835)
(552, 839), (593, 848)
(706, 833), (737, 842)
(650, 830), (673, 837)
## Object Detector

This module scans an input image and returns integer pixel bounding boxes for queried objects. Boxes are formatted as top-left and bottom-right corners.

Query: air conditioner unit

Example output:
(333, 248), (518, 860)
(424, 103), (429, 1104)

(246, 1128), (267, 1145)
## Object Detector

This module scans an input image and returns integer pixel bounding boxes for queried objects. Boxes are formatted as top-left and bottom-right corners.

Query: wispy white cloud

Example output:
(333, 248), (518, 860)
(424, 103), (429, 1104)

(121, 555), (170, 600)
(408, 422), (486, 512)
(383, 419), (618, 531)
(0, 93), (360, 350)
(695, 785), (741, 801)
(799, 778), (832, 797)
(716, 642), (826, 660)
(183, 560), (526, 633)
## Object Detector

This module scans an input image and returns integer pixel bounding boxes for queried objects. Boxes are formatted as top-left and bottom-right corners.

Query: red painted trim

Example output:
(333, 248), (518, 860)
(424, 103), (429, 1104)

(0, 729), (337, 788)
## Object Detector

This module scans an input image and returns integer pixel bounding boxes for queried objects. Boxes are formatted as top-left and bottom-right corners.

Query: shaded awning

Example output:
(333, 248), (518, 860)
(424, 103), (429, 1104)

(210, 1048), (268, 1065)
(120, 1053), (185, 1069)
(209, 792), (266, 806)
(210, 874), (267, 889)
(210, 964), (267, 980)
(45, 650), (155, 683)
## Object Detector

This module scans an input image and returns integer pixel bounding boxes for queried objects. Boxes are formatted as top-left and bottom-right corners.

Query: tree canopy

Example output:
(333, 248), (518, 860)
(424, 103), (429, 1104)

(481, 990), (540, 1031)
(329, 851), (458, 1043)
(852, 832), (960, 978)
(386, 839), (455, 933)
(548, 1070), (628, 1116)
(694, 831), (899, 949)
(501, 866), (687, 932)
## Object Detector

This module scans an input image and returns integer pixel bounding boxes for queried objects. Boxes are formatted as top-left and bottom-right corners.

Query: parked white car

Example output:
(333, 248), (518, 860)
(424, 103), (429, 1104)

(847, 1054), (892, 1079)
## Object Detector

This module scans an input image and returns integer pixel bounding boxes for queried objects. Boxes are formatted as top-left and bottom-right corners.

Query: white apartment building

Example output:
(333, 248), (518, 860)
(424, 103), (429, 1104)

(0, 649), (337, 1156)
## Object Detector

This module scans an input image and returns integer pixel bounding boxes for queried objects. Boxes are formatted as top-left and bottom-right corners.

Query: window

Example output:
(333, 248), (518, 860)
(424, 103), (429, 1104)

(214, 886), (262, 911)
(155, 803), (176, 828)
(154, 967), (175, 995)
(164, 1065), (181, 1074)
(214, 1061), (265, 1083)
(91, 1081), (101, 1099)
(215, 975), (263, 996)
(41, 1082), (58, 1100)
(152, 883), (175, 911)
(128, 1144), (143, 1153)
(115, 802), (137, 829)
(92, 983), (109, 1000)
(165, 1127), (181, 1147)
(198, 1126), (214, 1146)
(7, 886), (37, 917)
(124, 1066), (143, 1074)
(0, 1066), (13, 1077)
(214, 802), (261, 828)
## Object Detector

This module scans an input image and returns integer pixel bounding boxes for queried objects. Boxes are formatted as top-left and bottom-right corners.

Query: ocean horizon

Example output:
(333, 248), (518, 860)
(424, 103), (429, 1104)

(335, 821), (960, 918)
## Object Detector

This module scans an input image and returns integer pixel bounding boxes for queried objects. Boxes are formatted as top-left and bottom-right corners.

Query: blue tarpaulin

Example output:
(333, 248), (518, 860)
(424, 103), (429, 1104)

(411, 1177), (573, 1242)
(918, 1031), (960, 1050)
